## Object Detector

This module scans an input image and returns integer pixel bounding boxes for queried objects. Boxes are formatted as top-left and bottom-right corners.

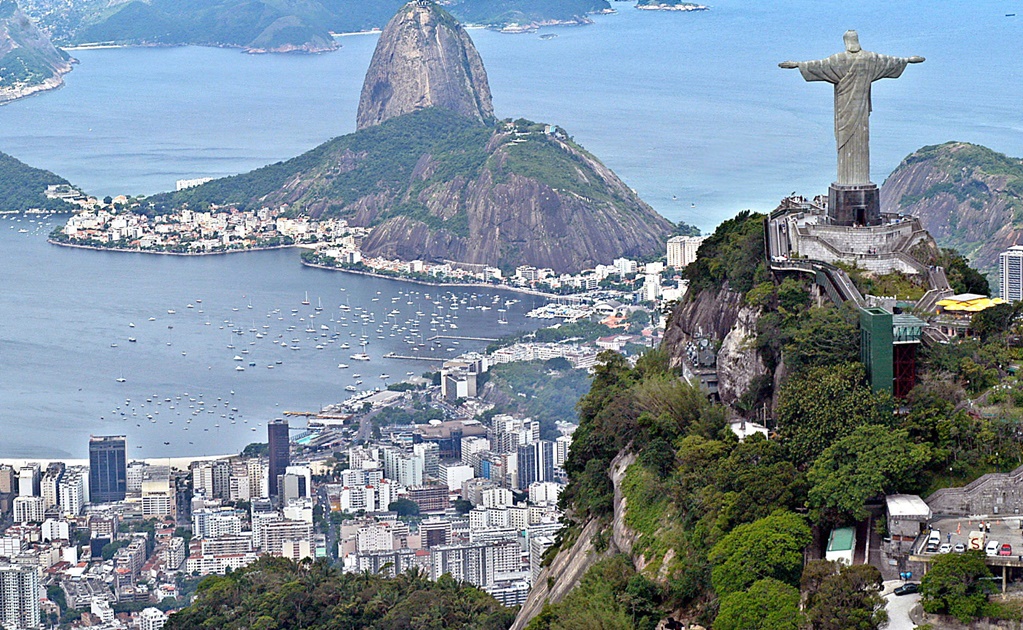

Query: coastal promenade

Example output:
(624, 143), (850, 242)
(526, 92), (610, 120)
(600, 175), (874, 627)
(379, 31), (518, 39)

(48, 239), (300, 257)
(299, 260), (585, 299)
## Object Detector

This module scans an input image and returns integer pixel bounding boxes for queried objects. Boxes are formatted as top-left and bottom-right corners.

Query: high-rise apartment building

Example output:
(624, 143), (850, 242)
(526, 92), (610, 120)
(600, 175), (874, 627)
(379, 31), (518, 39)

(267, 420), (290, 497)
(139, 607), (168, 630)
(1000, 245), (1023, 302)
(40, 463), (64, 508)
(12, 496), (44, 523)
(246, 458), (268, 499)
(0, 564), (40, 630)
(516, 441), (554, 491)
(141, 467), (174, 519)
(667, 235), (706, 269)
(89, 435), (127, 503)
(192, 460), (231, 501)
(58, 468), (87, 517)
(126, 461), (148, 494)
(17, 463), (39, 498)
(413, 443), (440, 479)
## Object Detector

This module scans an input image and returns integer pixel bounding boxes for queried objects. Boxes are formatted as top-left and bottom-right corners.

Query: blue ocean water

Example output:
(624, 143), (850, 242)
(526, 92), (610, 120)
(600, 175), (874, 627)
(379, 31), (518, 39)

(0, 0), (1019, 231)
(0, 0), (1020, 457)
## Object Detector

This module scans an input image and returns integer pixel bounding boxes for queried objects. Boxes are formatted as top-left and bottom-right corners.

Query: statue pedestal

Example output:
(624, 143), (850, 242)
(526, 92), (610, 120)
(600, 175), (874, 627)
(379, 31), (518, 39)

(828, 183), (880, 227)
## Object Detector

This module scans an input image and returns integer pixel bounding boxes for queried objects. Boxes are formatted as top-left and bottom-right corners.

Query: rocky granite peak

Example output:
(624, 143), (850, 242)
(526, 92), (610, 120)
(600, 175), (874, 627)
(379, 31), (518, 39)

(881, 141), (1023, 274)
(356, 0), (494, 131)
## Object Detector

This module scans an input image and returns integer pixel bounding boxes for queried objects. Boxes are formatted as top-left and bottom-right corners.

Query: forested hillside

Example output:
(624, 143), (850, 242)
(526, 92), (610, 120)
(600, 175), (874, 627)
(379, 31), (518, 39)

(526, 211), (1023, 628)
(0, 150), (74, 211)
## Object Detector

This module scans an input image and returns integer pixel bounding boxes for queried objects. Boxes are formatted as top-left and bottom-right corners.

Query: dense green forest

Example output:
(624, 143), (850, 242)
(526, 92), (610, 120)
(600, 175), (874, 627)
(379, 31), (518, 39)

(534, 211), (1023, 628)
(0, 151), (74, 211)
(164, 557), (515, 630)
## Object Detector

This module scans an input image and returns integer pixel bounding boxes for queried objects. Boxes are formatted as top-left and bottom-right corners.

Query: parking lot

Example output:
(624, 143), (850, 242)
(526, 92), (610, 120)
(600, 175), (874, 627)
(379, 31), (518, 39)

(917, 516), (1023, 559)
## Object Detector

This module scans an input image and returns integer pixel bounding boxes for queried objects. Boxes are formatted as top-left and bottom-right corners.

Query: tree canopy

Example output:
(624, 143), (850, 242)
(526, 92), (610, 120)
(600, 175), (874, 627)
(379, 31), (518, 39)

(920, 550), (996, 622)
(708, 510), (812, 595)
(714, 578), (802, 630)
(165, 557), (514, 630)
(776, 363), (892, 468)
(802, 561), (886, 630)
(807, 425), (931, 525)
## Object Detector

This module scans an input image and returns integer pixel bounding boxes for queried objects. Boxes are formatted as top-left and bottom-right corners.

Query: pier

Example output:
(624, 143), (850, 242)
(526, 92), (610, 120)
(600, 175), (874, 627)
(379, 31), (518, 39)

(283, 411), (352, 420)
(425, 335), (499, 342)
(383, 352), (450, 361)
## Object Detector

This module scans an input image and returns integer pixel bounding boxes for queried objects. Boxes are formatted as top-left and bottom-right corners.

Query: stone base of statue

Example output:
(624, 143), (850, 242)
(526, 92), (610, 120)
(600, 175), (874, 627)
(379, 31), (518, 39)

(828, 183), (881, 227)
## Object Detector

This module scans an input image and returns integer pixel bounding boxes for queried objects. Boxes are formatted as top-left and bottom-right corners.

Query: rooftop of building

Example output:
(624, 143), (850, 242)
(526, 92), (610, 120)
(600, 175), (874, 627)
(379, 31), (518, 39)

(937, 294), (1007, 313)
(886, 493), (931, 519)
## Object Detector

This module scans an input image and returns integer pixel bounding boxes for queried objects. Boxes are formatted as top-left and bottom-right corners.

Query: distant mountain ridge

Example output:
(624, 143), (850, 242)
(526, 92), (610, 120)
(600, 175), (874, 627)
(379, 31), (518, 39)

(881, 141), (1023, 275)
(18, 0), (610, 53)
(0, 0), (72, 103)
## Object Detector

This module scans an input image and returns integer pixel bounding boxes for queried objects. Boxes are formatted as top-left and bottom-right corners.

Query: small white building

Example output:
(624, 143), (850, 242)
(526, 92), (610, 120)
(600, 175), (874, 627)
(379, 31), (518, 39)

(886, 494), (932, 542)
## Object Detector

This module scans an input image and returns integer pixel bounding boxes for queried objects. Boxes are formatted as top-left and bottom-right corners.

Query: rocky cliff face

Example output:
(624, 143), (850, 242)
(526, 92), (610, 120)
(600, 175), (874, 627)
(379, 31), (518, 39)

(356, 1), (493, 130)
(715, 305), (767, 405)
(0, 0), (72, 104)
(662, 286), (767, 405)
(355, 127), (673, 272)
(511, 450), (636, 630)
(881, 141), (1023, 274)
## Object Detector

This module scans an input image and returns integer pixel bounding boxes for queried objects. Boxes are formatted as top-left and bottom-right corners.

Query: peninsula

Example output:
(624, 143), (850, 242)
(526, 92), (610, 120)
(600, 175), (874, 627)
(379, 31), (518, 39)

(62, 1), (677, 275)
(635, 1), (709, 11)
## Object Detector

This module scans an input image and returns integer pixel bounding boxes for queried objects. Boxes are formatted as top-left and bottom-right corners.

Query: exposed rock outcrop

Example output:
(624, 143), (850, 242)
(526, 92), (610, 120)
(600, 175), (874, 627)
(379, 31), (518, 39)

(715, 305), (767, 405)
(357, 1), (493, 130)
(663, 286), (768, 404)
(881, 141), (1023, 274)
(0, 0), (72, 104)
(354, 129), (674, 272)
(511, 450), (637, 630)
(663, 286), (744, 365)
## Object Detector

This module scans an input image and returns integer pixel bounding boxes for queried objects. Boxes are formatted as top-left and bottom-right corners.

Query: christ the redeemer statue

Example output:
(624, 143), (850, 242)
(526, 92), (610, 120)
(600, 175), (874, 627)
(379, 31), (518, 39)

(780, 31), (923, 226)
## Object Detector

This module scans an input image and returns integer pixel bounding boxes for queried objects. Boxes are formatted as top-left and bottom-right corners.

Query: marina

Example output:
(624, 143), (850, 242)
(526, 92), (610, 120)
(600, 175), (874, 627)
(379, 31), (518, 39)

(0, 214), (545, 459)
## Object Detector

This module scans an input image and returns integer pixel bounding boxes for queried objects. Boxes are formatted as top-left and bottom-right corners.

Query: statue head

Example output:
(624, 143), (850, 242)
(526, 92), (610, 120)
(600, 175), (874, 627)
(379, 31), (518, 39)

(844, 30), (861, 53)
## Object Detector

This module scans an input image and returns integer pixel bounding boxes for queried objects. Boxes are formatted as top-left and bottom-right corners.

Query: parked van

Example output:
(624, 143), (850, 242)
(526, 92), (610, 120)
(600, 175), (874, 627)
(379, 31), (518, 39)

(986, 540), (1000, 556)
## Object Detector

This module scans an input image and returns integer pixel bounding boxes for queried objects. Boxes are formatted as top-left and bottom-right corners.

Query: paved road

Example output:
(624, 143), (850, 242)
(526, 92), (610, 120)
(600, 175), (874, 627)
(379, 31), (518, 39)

(883, 580), (921, 630)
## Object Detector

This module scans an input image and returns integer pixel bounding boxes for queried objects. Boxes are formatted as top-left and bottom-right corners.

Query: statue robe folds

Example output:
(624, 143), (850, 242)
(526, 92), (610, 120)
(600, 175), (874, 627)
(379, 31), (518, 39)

(797, 52), (909, 185)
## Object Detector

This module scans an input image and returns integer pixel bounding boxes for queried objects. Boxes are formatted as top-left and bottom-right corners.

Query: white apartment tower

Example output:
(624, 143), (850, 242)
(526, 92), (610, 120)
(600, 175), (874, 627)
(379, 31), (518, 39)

(1000, 245), (1023, 302)
(0, 564), (40, 630)
(58, 468), (88, 517)
(667, 235), (705, 269)
(139, 607), (169, 630)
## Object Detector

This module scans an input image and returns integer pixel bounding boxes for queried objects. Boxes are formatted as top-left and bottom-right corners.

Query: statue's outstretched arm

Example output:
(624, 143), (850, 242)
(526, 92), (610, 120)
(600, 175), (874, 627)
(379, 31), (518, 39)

(907, 56), (925, 63)
(779, 61), (800, 69)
